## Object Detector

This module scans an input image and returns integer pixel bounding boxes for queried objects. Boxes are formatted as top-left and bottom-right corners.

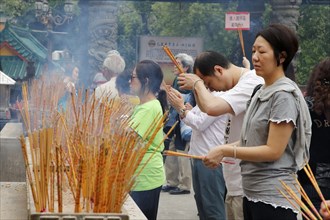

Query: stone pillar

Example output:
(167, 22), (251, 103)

(270, 0), (302, 32)
(270, 0), (302, 81)
(88, 1), (119, 77)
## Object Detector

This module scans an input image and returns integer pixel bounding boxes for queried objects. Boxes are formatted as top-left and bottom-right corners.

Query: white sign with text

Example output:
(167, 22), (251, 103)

(139, 36), (203, 62)
(225, 12), (250, 30)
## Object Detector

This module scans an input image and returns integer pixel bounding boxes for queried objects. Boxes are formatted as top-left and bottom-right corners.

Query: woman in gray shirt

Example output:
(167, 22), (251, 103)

(203, 24), (312, 220)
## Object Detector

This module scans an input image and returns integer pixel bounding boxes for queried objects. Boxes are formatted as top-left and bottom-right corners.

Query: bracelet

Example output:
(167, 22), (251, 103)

(179, 108), (187, 119)
(193, 79), (203, 91)
(179, 108), (186, 118)
(233, 145), (237, 159)
(179, 108), (188, 119)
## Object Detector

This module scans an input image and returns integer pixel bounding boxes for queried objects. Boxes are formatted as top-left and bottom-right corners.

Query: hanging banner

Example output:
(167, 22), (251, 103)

(225, 12), (250, 30)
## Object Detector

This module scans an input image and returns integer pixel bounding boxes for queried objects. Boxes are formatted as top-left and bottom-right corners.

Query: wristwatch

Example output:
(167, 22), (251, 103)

(179, 108), (187, 118)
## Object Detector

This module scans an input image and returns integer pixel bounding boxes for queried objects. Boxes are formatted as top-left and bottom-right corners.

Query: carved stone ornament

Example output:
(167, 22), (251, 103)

(88, 1), (119, 72)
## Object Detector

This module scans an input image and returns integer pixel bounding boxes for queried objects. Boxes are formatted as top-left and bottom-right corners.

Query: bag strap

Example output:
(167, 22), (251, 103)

(251, 84), (263, 99)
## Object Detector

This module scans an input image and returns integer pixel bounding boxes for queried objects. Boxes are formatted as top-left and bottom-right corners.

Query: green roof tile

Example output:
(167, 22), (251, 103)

(0, 56), (43, 80)
(0, 23), (47, 80)
(8, 25), (47, 60)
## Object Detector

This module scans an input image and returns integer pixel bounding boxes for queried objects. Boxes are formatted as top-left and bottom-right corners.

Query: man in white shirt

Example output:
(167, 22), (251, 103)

(177, 51), (264, 220)
(168, 88), (230, 220)
(94, 50), (126, 100)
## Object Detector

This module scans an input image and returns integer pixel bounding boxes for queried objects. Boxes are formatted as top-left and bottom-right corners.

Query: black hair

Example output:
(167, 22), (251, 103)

(135, 60), (168, 113)
(193, 51), (231, 76)
(256, 24), (298, 71)
(285, 62), (296, 82)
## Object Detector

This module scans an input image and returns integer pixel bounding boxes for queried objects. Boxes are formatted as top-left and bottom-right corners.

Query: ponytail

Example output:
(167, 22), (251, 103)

(157, 89), (168, 114)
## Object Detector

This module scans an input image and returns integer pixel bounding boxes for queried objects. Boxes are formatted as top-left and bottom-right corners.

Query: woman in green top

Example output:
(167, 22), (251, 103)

(129, 60), (168, 220)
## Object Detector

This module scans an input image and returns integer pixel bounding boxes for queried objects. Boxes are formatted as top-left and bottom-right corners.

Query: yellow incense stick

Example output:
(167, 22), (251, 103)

(163, 45), (185, 74)
(277, 187), (311, 220)
(163, 150), (235, 165)
(280, 180), (317, 220)
(304, 165), (330, 216)
(293, 177), (322, 219)
(237, 28), (246, 57)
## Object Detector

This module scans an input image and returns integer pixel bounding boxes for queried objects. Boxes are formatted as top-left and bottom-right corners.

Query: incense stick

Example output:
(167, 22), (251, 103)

(304, 164), (330, 216)
(19, 76), (174, 214)
(280, 180), (317, 220)
(163, 45), (185, 74)
(20, 135), (38, 210)
(293, 177), (322, 219)
(277, 187), (311, 220)
(237, 28), (246, 57)
(163, 150), (235, 164)
(164, 150), (204, 159)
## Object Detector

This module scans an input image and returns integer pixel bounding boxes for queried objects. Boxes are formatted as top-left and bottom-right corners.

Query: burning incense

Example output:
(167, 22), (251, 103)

(74, 158), (83, 213)
(20, 135), (39, 211)
(49, 162), (55, 212)
(163, 45), (185, 74)
(163, 150), (235, 164)
(55, 147), (62, 213)
(19, 76), (170, 214)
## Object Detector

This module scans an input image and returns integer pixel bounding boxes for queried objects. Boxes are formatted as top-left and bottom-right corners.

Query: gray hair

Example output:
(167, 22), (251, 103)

(107, 50), (120, 56)
(103, 52), (126, 75)
(175, 53), (194, 73)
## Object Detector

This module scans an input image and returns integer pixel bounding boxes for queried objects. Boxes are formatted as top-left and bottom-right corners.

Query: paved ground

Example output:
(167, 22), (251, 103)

(157, 189), (199, 220)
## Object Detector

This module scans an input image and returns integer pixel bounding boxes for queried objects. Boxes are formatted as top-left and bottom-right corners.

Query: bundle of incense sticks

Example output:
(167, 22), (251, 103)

(19, 127), (54, 212)
(163, 45), (185, 74)
(163, 150), (204, 159)
(18, 76), (66, 133)
(278, 163), (330, 220)
(163, 150), (235, 165)
(18, 76), (174, 214)
(303, 164), (330, 216)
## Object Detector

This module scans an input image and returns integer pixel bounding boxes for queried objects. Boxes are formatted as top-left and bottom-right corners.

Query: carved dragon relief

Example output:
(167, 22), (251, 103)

(88, 1), (118, 72)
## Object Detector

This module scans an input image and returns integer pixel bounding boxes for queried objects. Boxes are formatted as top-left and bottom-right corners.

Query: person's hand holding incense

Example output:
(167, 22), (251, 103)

(203, 145), (226, 169)
(242, 57), (251, 70)
(177, 73), (203, 90)
(320, 200), (330, 220)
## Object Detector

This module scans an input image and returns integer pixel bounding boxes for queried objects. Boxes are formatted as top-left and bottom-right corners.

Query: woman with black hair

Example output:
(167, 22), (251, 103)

(203, 24), (312, 220)
(129, 60), (168, 220)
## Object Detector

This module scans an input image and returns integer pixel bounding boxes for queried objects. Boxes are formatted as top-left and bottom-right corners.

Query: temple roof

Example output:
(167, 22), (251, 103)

(0, 22), (47, 80)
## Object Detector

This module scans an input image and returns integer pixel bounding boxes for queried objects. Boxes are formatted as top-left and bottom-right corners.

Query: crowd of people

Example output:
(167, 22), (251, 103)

(60, 23), (329, 220)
